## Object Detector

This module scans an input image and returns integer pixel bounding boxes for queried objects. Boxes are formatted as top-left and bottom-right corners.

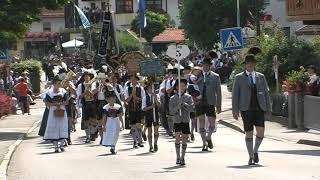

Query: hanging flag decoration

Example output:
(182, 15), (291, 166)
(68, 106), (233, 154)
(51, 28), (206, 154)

(138, 0), (147, 29)
(74, 4), (91, 29)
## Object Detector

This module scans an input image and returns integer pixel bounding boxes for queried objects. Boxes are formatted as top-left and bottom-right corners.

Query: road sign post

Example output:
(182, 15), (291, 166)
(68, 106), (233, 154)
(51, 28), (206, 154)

(166, 44), (190, 116)
(220, 27), (244, 51)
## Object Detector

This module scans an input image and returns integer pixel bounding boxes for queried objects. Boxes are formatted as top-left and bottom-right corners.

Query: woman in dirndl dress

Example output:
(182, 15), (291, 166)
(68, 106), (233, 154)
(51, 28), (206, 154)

(102, 90), (123, 154)
(38, 84), (53, 137)
(43, 77), (69, 153)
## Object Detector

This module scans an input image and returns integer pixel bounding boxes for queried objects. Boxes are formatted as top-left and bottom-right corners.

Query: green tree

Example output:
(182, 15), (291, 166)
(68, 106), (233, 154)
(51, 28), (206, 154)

(180, 0), (267, 49)
(0, 0), (68, 48)
(131, 11), (169, 42)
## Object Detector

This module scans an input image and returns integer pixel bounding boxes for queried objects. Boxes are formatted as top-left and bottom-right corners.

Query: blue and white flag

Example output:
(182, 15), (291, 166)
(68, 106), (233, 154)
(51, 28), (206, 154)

(74, 5), (91, 29)
(138, 0), (147, 29)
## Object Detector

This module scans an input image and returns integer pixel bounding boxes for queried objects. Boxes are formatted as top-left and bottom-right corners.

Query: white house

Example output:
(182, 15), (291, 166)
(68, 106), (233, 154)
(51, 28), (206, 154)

(263, 0), (303, 37)
(77, 0), (180, 29)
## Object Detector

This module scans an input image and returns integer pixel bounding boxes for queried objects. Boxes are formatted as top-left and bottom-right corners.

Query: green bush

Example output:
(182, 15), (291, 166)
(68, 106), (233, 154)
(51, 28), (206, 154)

(131, 10), (169, 42)
(11, 59), (42, 93)
(117, 32), (142, 55)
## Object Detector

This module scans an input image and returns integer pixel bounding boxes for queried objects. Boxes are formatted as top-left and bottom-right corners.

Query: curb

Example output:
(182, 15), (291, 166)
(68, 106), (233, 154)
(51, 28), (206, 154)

(0, 120), (41, 180)
(219, 119), (320, 147)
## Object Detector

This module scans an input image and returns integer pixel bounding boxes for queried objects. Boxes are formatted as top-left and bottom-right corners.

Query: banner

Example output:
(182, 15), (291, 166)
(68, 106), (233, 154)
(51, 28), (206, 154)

(74, 5), (91, 29)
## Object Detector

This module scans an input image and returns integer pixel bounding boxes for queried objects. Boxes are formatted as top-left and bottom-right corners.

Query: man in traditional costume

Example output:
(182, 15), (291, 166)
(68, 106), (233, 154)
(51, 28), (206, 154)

(77, 72), (97, 143)
(232, 54), (271, 165)
(124, 74), (145, 148)
(142, 81), (161, 152)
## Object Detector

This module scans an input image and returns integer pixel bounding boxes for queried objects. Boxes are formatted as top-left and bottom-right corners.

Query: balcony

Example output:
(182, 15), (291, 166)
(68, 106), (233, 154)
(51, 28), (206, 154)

(287, 0), (320, 22)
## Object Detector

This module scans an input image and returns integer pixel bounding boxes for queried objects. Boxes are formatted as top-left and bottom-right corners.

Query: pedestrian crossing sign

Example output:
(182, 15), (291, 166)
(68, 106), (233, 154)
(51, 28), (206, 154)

(220, 27), (244, 51)
(0, 49), (8, 61)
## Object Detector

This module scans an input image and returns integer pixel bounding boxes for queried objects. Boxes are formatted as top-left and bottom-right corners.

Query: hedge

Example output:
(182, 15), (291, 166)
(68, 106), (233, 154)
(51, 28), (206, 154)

(10, 59), (42, 93)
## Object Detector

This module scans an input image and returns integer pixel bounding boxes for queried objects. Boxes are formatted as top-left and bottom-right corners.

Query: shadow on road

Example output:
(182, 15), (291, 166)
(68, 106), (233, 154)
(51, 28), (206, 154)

(98, 153), (115, 157)
(117, 147), (133, 152)
(0, 132), (24, 141)
(152, 165), (186, 174)
(186, 150), (214, 154)
(129, 152), (154, 156)
(261, 150), (320, 156)
(227, 164), (265, 169)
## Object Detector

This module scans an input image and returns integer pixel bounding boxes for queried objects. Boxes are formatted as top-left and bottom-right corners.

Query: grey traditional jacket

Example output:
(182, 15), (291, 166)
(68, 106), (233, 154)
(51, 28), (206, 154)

(232, 71), (271, 113)
(198, 71), (222, 107)
(169, 93), (194, 124)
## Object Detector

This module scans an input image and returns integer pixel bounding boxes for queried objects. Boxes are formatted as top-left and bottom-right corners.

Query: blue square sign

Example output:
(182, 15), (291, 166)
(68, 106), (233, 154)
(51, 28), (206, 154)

(220, 27), (244, 51)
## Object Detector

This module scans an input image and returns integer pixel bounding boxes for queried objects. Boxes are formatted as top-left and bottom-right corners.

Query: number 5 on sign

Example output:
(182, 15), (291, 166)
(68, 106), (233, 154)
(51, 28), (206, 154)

(166, 45), (190, 61)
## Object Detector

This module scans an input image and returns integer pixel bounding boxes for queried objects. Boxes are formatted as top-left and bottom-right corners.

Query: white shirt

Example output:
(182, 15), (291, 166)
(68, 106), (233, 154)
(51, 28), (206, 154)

(159, 80), (166, 96)
(76, 81), (97, 98)
(203, 71), (210, 83)
(124, 84), (145, 100)
(166, 78), (176, 91)
(246, 70), (256, 84)
(142, 92), (160, 110)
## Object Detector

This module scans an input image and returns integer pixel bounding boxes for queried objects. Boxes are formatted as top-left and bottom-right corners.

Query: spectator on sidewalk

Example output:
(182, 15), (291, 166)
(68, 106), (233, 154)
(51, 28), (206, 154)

(14, 77), (30, 115)
(306, 65), (319, 96)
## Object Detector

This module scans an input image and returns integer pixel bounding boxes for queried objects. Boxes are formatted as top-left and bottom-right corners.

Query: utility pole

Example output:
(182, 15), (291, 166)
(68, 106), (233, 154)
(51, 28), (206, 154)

(237, 0), (240, 27)
(254, 0), (261, 36)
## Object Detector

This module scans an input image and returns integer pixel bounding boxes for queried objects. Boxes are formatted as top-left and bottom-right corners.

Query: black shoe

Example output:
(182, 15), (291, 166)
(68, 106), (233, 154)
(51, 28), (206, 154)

(254, 153), (259, 163)
(180, 159), (186, 166)
(133, 143), (138, 148)
(149, 147), (154, 153)
(67, 139), (72, 145)
(54, 148), (59, 153)
(110, 148), (116, 155)
(154, 144), (158, 152)
(176, 159), (181, 165)
(138, 143), (144, 147)
(142, 133), (147, 141)
(202, 145), (208, 152)
(191, 134), (195, 141)
(248, 157), (255, 165)
(207, 139), (213, 149)
(91, 136), (96, 141)
(60, 147), (65, 152)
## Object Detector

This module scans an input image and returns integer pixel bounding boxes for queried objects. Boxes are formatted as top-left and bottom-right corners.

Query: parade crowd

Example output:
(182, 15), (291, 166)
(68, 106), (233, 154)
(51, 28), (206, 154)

(37, 48), (271, 166)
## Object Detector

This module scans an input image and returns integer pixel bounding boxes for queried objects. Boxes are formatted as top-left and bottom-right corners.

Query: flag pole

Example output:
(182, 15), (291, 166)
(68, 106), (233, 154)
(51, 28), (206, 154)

(73, 1), (77, 55)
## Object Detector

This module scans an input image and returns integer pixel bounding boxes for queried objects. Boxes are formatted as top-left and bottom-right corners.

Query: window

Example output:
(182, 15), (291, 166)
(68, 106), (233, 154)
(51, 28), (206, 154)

(91, 3), (96, 9)
(146, 0), (162, 10)
(116, 0), (133, 13)
(43, 22), (51, 32)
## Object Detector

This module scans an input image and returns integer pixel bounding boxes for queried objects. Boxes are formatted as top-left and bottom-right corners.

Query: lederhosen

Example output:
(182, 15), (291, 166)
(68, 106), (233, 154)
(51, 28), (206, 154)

(145, 92), (160, 128)
(241, 72), (265, 132)
(80, 83), (96, 130)
(128, 85), (142, 125)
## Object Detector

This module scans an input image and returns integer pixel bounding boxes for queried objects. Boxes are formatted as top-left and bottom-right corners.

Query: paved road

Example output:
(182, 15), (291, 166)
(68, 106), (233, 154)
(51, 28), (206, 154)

(7, 121), (320, 180)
